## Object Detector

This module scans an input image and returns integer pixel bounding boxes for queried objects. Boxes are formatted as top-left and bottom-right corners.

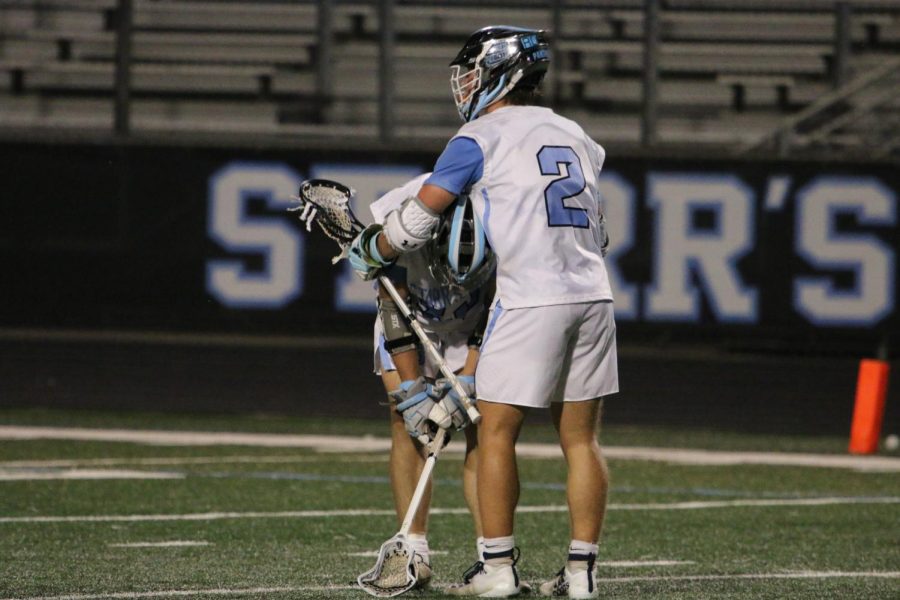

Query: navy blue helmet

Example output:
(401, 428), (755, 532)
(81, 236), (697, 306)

(428, 195), (495, 290)
(449, 26), (550, 122)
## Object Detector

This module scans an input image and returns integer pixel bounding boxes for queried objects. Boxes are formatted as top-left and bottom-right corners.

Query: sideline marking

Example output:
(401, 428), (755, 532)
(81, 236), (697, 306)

(2, 572), (899, 600)
(2, 426), (899, 472)
(1, 497), (897, 524)
(108, 541), (211, 548)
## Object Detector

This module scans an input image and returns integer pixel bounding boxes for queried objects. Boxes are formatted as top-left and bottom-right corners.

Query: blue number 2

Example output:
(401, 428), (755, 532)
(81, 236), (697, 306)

(537, 145), (589, 228)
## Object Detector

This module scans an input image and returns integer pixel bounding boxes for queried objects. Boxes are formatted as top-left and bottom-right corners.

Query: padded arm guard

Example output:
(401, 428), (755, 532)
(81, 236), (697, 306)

(379, 297), (418, 355)
(383, 195), (440, 254)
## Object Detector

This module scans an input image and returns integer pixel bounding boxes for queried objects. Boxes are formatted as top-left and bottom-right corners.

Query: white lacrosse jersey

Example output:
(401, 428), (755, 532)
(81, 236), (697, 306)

(370, 173), (491, 334)
(445, 105), (612, 309)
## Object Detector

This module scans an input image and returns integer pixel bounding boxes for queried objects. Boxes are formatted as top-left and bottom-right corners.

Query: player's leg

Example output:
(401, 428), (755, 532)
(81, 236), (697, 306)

(540, 301), (617, 599)
(383, 370), (431, 533)
(553, 398), (607, 544)
(376, 279), (434, 586)
(382, 368), (433, 588)
(448, 400), (527, 597)
(450, 305), (574, 596)
(453, 341), (484, 559)
(538, 399), (605, 599)
(477, 401), (527, 540)
(462, 423), (483, 551)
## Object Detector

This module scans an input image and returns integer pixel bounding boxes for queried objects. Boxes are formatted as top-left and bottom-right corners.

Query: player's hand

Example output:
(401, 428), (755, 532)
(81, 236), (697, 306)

(433, 375), (475, 430)
(391, 377), (452, 445)
(348, 224), (393, 280)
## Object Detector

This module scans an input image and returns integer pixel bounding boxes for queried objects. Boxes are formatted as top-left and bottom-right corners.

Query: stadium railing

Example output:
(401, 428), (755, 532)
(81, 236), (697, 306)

(0, 0), (897, 158)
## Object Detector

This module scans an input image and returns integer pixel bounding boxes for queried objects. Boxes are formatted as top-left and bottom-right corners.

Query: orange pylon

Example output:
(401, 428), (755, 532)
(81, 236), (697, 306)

(848, 359), (890, 455)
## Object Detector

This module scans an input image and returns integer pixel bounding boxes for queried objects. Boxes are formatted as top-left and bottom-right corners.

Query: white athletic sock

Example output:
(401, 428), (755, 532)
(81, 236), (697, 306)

(482, 535), (515, 565)
(567, 539), (599, 571)
(408, 533), (430, 562)
(476, 536), (486, 562)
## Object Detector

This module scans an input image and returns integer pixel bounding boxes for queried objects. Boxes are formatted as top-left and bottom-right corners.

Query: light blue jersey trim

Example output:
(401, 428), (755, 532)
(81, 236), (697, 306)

(480, 301), (503, 352)
(425, 137), (484, 195)
(480, 187), (494, 249)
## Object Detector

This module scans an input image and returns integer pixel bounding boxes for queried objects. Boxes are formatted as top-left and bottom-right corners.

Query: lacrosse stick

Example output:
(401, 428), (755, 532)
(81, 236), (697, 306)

(357, 426), (448, 597)
(289, 178), (482, 427)
(289, 179), (481, 595)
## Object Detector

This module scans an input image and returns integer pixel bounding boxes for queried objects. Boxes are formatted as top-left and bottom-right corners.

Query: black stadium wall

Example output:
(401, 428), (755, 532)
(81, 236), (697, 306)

(1, 140), (898, 434)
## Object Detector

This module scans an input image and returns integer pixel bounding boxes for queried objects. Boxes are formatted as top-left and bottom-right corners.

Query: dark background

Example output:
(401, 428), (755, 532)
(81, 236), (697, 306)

(1, 140), (897, 435)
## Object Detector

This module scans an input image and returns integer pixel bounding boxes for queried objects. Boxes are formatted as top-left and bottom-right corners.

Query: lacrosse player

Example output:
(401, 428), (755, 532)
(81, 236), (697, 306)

(368, 173), (497, 590)
(349, 26), (617, 598)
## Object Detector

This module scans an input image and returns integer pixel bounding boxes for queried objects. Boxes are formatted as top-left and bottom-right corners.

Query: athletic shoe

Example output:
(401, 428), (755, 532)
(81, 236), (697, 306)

(413, 552), (432, 590)
(446, 560), (522, 597)
(459, 559), (533, 595)
(462, 560), (485, 584)
(538, 561), (598, 599)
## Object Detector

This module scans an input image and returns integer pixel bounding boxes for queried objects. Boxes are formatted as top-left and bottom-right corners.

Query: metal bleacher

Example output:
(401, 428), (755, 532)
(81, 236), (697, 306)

(1, 0), (898, 157)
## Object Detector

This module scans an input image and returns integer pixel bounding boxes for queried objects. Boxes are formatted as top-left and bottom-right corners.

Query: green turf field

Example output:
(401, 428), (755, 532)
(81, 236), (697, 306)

(1, 409), (898, 599)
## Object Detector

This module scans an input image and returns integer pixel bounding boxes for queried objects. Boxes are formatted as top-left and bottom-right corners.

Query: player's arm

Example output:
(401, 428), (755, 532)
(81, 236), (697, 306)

(436, 275), (494, 428)
(351, 137), (484, 278)
(377, 280), (420, 381)
(379, 278), (451, 444)
(374, 184), (455, 261)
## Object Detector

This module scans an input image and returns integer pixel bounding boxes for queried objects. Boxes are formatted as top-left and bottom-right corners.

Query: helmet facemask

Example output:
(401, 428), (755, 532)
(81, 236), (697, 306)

(450, 64), (482, 123)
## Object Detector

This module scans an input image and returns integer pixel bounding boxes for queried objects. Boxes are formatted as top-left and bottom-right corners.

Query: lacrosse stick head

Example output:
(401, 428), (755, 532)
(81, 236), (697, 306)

(357, 534), (419, 597)
(290, 178), (366, 263)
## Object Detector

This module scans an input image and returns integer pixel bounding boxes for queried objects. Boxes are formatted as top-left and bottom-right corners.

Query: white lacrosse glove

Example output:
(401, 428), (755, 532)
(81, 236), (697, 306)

(349, 224), (393, 281)
(433, 375), (475, 430)
(391, 377), (452, 446)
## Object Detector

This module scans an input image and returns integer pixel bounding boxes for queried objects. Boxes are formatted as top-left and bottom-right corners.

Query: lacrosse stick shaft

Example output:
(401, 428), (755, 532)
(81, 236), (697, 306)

(378, 276), (482, 425)
(398, 427), (447, 536)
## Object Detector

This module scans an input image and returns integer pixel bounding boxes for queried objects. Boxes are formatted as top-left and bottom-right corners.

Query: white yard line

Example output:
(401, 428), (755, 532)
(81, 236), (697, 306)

(2, 426), (898, 472)
(2, 572), (899, 600)
(1, 496), (897, 524)
(0, 455), (388, 468)
(345, 550), (449, 557)
(108, 541), (211, 548)
(0, 587), (343, 600)
(598, 560), (695, 567)
(598, 570), (900, 583)
(0, 469), (184, 481)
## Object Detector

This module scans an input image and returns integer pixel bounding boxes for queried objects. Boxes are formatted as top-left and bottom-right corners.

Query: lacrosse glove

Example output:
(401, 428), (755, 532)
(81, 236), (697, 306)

(391, 377), (452, 446)
(598, 212), (609, 257)
(433, 375), (475, 430)
(349, 223), (393, 281)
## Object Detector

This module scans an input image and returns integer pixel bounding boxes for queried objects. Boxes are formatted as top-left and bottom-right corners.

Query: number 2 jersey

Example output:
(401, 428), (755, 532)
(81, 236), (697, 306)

(426, 105), (613, 310)
(370, 173), (491, 334)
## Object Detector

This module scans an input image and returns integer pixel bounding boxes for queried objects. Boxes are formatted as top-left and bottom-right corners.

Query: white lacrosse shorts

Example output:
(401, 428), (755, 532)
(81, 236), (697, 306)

(373, 319), (470, 380)
(476, 300), (618, 408)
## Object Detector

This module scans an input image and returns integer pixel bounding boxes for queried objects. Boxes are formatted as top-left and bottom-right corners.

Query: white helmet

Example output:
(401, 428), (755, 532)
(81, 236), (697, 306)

(428, 195), (495, 291)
